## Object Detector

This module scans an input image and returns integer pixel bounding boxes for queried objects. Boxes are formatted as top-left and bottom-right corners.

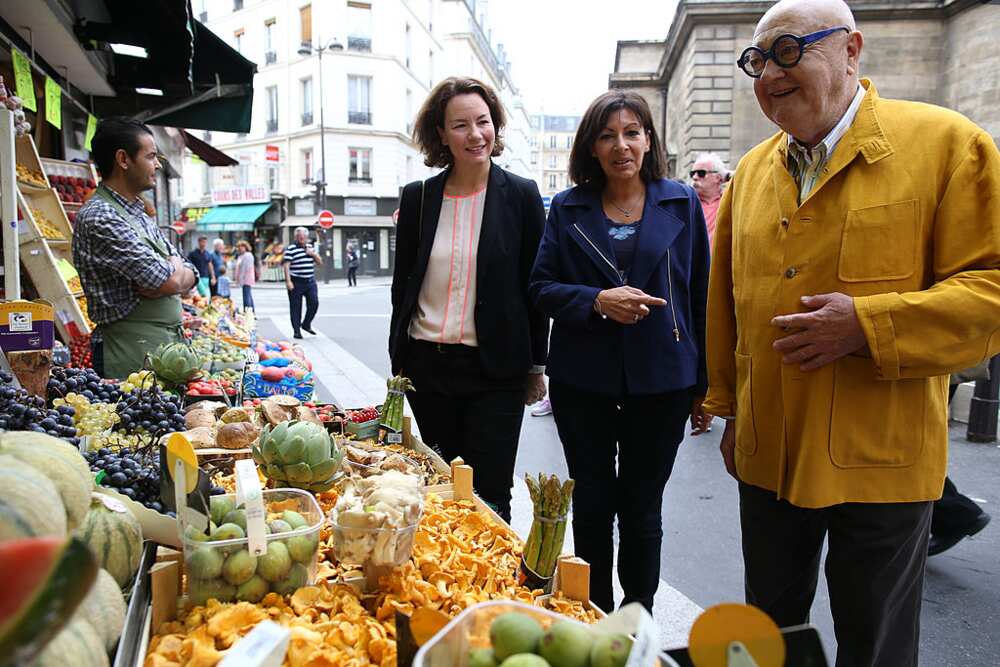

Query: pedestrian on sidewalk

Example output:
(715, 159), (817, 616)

(704, 1), (1000, 665)
(234, 240), (256, 312)
(284, 226), (322, 339)
(346, 245), (359, 286)
(210, 238), (225, 296)
(689, 152), (729, 250)
(390, 77), (549, 522)
(187, 236), (214, 297)
(529, 90), (711, 614)
(215, 265), (231, 299)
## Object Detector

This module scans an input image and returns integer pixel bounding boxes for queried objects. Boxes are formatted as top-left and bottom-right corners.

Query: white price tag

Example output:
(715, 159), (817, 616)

(235, 459), (267, 556)
(219, 620), (289, 667)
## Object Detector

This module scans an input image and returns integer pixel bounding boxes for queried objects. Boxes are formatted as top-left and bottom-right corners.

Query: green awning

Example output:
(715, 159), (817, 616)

(197, 203), (271, 231)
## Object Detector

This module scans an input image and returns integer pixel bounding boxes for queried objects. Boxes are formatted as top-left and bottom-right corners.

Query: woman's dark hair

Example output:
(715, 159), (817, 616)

(91, 117), (154, 178)
(412, 77), (506, 168)
(569, 91), (666, 189)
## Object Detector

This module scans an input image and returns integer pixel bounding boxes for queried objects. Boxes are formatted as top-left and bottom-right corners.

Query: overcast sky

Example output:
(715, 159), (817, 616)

(487, 0), (679, 117)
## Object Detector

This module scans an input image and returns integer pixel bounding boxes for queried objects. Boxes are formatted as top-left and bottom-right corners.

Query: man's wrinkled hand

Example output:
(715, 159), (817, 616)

(690, 396), (712, 435)
(772, 293), (868, 371)
(524, 374), (547, 406)
(720, 419), (737, 480)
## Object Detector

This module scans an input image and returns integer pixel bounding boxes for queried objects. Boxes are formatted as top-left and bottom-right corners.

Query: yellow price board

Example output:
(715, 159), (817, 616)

(84, 114), (97, 151)
(44, 77), (61, 129)
(11, 49), (36, 112)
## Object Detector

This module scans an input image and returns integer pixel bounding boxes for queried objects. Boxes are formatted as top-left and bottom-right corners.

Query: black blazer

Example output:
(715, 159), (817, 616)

(390, 162), (549, 379)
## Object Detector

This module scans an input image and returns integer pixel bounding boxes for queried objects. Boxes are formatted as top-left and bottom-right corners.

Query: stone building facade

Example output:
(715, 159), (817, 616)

(609, 0), (1000, 176)
(531, 115), (582, 199)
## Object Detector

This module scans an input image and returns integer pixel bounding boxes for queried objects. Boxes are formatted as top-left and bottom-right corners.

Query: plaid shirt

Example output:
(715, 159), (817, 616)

(72, 187), (196, 327)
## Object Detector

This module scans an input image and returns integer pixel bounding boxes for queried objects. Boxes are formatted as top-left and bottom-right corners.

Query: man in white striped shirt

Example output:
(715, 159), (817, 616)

(283, 226), (323, 339)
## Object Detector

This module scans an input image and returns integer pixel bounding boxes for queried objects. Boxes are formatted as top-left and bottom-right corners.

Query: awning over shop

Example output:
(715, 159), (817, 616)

(181, 130), (238, 167)
(280, 216), (395, 228)
(198, 203), (272, 232)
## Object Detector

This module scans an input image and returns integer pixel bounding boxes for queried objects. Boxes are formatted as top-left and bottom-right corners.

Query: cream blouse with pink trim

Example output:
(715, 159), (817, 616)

(409, 187), (486, 347)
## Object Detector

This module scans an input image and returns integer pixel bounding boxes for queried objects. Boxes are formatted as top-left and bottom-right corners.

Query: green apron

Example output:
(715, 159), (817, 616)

(93, 185), (184, 379)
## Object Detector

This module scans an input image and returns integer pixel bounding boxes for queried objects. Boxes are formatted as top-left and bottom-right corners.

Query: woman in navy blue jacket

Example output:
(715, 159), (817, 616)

(529, 91), (710, 613)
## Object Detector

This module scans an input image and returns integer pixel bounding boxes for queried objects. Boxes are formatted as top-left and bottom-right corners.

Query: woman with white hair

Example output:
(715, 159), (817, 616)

(689, 152), (729, 249)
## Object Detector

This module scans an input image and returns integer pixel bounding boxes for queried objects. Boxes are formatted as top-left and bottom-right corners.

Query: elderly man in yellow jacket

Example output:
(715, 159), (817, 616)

(704, 0), (1000, 664)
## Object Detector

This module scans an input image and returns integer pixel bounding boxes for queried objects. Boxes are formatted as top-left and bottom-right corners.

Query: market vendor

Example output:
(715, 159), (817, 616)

(73, 117), (198, 379)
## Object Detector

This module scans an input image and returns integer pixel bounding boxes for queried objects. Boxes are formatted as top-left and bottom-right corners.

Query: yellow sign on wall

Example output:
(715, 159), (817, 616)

(11, 50), (36, 112)
(85, 114), (97, 151)
(44, 77), (61, 129)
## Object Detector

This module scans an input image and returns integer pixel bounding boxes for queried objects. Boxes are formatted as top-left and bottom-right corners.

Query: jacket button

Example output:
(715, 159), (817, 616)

(780, 217), (789, 228)
(784, 267), (798, 279)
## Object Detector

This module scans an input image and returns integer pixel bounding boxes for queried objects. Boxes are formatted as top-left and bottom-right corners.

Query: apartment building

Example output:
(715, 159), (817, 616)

(532, 115), (581, 201)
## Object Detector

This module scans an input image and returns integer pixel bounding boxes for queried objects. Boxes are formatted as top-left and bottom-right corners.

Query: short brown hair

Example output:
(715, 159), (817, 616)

(569, 91), (666, 189)
(412, 77), (506, 168)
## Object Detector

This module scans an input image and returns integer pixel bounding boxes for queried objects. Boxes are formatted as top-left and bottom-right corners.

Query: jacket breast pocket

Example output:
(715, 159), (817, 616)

(838, 199), (918, 282)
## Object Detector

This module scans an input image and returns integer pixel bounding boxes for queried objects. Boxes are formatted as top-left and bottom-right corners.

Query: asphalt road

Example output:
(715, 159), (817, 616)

(253, 279), (999, 665)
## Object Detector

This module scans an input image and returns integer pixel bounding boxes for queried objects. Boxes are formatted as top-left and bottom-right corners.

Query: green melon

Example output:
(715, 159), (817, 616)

(30, 617), (109, 667)
(74, 569), (125, 652)
(0, 455), (68, 540)
(74, 495), (143, 589)
(0, 432), (93, 531)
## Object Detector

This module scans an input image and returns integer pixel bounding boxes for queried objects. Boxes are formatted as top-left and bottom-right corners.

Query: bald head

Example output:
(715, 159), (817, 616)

(755, 0), (856, 43)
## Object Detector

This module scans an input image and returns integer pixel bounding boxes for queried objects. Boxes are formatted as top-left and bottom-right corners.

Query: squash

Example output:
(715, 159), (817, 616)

(31, 617), (108, 667)
(0, 455), (67, 540)
(73, 569), (125, 652)
(73, 494), (143, 589)
(0, 432), (93, 531)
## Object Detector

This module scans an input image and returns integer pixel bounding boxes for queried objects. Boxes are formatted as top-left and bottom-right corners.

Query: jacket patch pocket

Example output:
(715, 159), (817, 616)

(734, 352), (758, 456)
(829, 355), (925, 468)
(838, 199), (918, 282)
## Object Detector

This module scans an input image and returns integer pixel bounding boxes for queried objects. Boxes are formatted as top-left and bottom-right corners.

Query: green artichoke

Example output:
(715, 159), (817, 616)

(252, 420), (343, 492)
(149, 342), (204, 385)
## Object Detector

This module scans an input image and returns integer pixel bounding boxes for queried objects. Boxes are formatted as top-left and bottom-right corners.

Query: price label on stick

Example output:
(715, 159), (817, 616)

(11, 49), (36, 112)
(44, 77), (61, 129)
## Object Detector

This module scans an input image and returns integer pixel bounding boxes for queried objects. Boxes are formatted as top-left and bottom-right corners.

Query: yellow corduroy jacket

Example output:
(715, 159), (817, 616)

(704, 80), (1000, 508)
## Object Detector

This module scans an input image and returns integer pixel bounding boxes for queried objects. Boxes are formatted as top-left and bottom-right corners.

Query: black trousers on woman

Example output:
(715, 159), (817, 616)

(403, 339), (525, 522)
(548, 379), (692, 614)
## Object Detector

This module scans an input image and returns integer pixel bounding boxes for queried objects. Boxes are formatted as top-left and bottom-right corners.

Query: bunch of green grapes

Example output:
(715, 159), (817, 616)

(53, 392), (120, 436)
(86, 431), (144, 453)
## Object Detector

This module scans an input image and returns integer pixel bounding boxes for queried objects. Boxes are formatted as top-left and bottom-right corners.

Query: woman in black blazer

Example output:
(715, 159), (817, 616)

(389, 77), (549, 521)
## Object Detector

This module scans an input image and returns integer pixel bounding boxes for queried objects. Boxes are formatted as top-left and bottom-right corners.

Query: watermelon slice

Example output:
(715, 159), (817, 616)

(0, 536), (98, 665)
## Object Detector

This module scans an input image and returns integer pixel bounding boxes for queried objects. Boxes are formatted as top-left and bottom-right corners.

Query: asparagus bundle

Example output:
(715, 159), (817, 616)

(379, 375), (414, 436)
(522, 473), (575, 578)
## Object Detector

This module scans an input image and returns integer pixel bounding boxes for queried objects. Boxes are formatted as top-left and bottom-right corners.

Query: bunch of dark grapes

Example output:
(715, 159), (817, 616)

(0, 372), (79, 445)
(114, 385), (186, 438)
(84, 446), (172, 515)
(48, 366), (122, 404)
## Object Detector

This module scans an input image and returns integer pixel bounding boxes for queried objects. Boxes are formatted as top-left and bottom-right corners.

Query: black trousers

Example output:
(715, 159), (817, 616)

(548, 379), (692, 614)
(738, 482), (932, 667)
(403, 339), (525, 522)
(288, 277), (319, 334)
(347, 267), (358, 286)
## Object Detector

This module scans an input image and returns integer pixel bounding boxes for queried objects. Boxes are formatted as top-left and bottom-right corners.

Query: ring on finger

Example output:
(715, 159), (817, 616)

(633, 313), (639, 322)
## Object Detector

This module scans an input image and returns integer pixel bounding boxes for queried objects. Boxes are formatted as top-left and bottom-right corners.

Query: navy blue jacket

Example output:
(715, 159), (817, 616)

(529, 178), (710, 396)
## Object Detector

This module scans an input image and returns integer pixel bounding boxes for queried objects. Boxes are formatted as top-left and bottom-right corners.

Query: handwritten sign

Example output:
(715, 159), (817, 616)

(11, 50), (36, 112)
(84, 114), (97, 151)
(44, 77), (61, 129)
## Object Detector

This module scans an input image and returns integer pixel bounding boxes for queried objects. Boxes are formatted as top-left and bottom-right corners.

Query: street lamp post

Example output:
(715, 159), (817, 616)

(299, 37), (343, 284)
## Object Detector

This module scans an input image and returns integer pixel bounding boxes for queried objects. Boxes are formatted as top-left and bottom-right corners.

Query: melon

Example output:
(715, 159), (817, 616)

(0, 536), (98, 665)
(0, 455), (68, 540)
(74, 494), (143, 589)
(74, 569), (125, 652)
(31, 617), (109, 667)
(0, 431), (93, 531)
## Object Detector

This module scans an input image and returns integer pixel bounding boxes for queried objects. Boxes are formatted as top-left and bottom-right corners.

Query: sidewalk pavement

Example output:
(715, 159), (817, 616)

(250, 276), (392, 290)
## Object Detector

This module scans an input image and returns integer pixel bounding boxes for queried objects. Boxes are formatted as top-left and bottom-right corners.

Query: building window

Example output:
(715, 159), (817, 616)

(530, 152), (538, 165)
(266, 86), (279, 133)
(405, 24), (412, 69)
(300, 4), (312, 47)
(234, 0), (243, 10)
(428, 50), (434, 87)
(548, 155), (556, 169)
(548, 174), (556, 189)
(405, 88), (413, 133)
(265, 19), (277, 64)
(302, 149), (313, 183)
(566, 135), (573, 149)
(347, 76), (372, 125)
(234, 29), (244, 54)
(301, 77), (313, 125)
(406, 155), (413, 182)
(349, 147), (372, 183)
(549, 135), (556, 149)
(347, 1), (372, 52)
(427, 0), (434, 32)
(268, 166), (279, 192)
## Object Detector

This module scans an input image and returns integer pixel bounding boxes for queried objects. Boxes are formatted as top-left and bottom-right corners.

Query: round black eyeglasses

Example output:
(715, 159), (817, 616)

(737, 26), (850, 78)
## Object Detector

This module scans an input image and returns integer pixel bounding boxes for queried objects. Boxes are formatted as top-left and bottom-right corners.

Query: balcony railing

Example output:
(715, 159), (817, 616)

(265, 51), (277, 65)
(348, 36), (372, 52)
(301, 111), (313, 126)
(348, 111), (372, 125)
(266, 119), (278, 134)
(349, 176), (373, 184)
